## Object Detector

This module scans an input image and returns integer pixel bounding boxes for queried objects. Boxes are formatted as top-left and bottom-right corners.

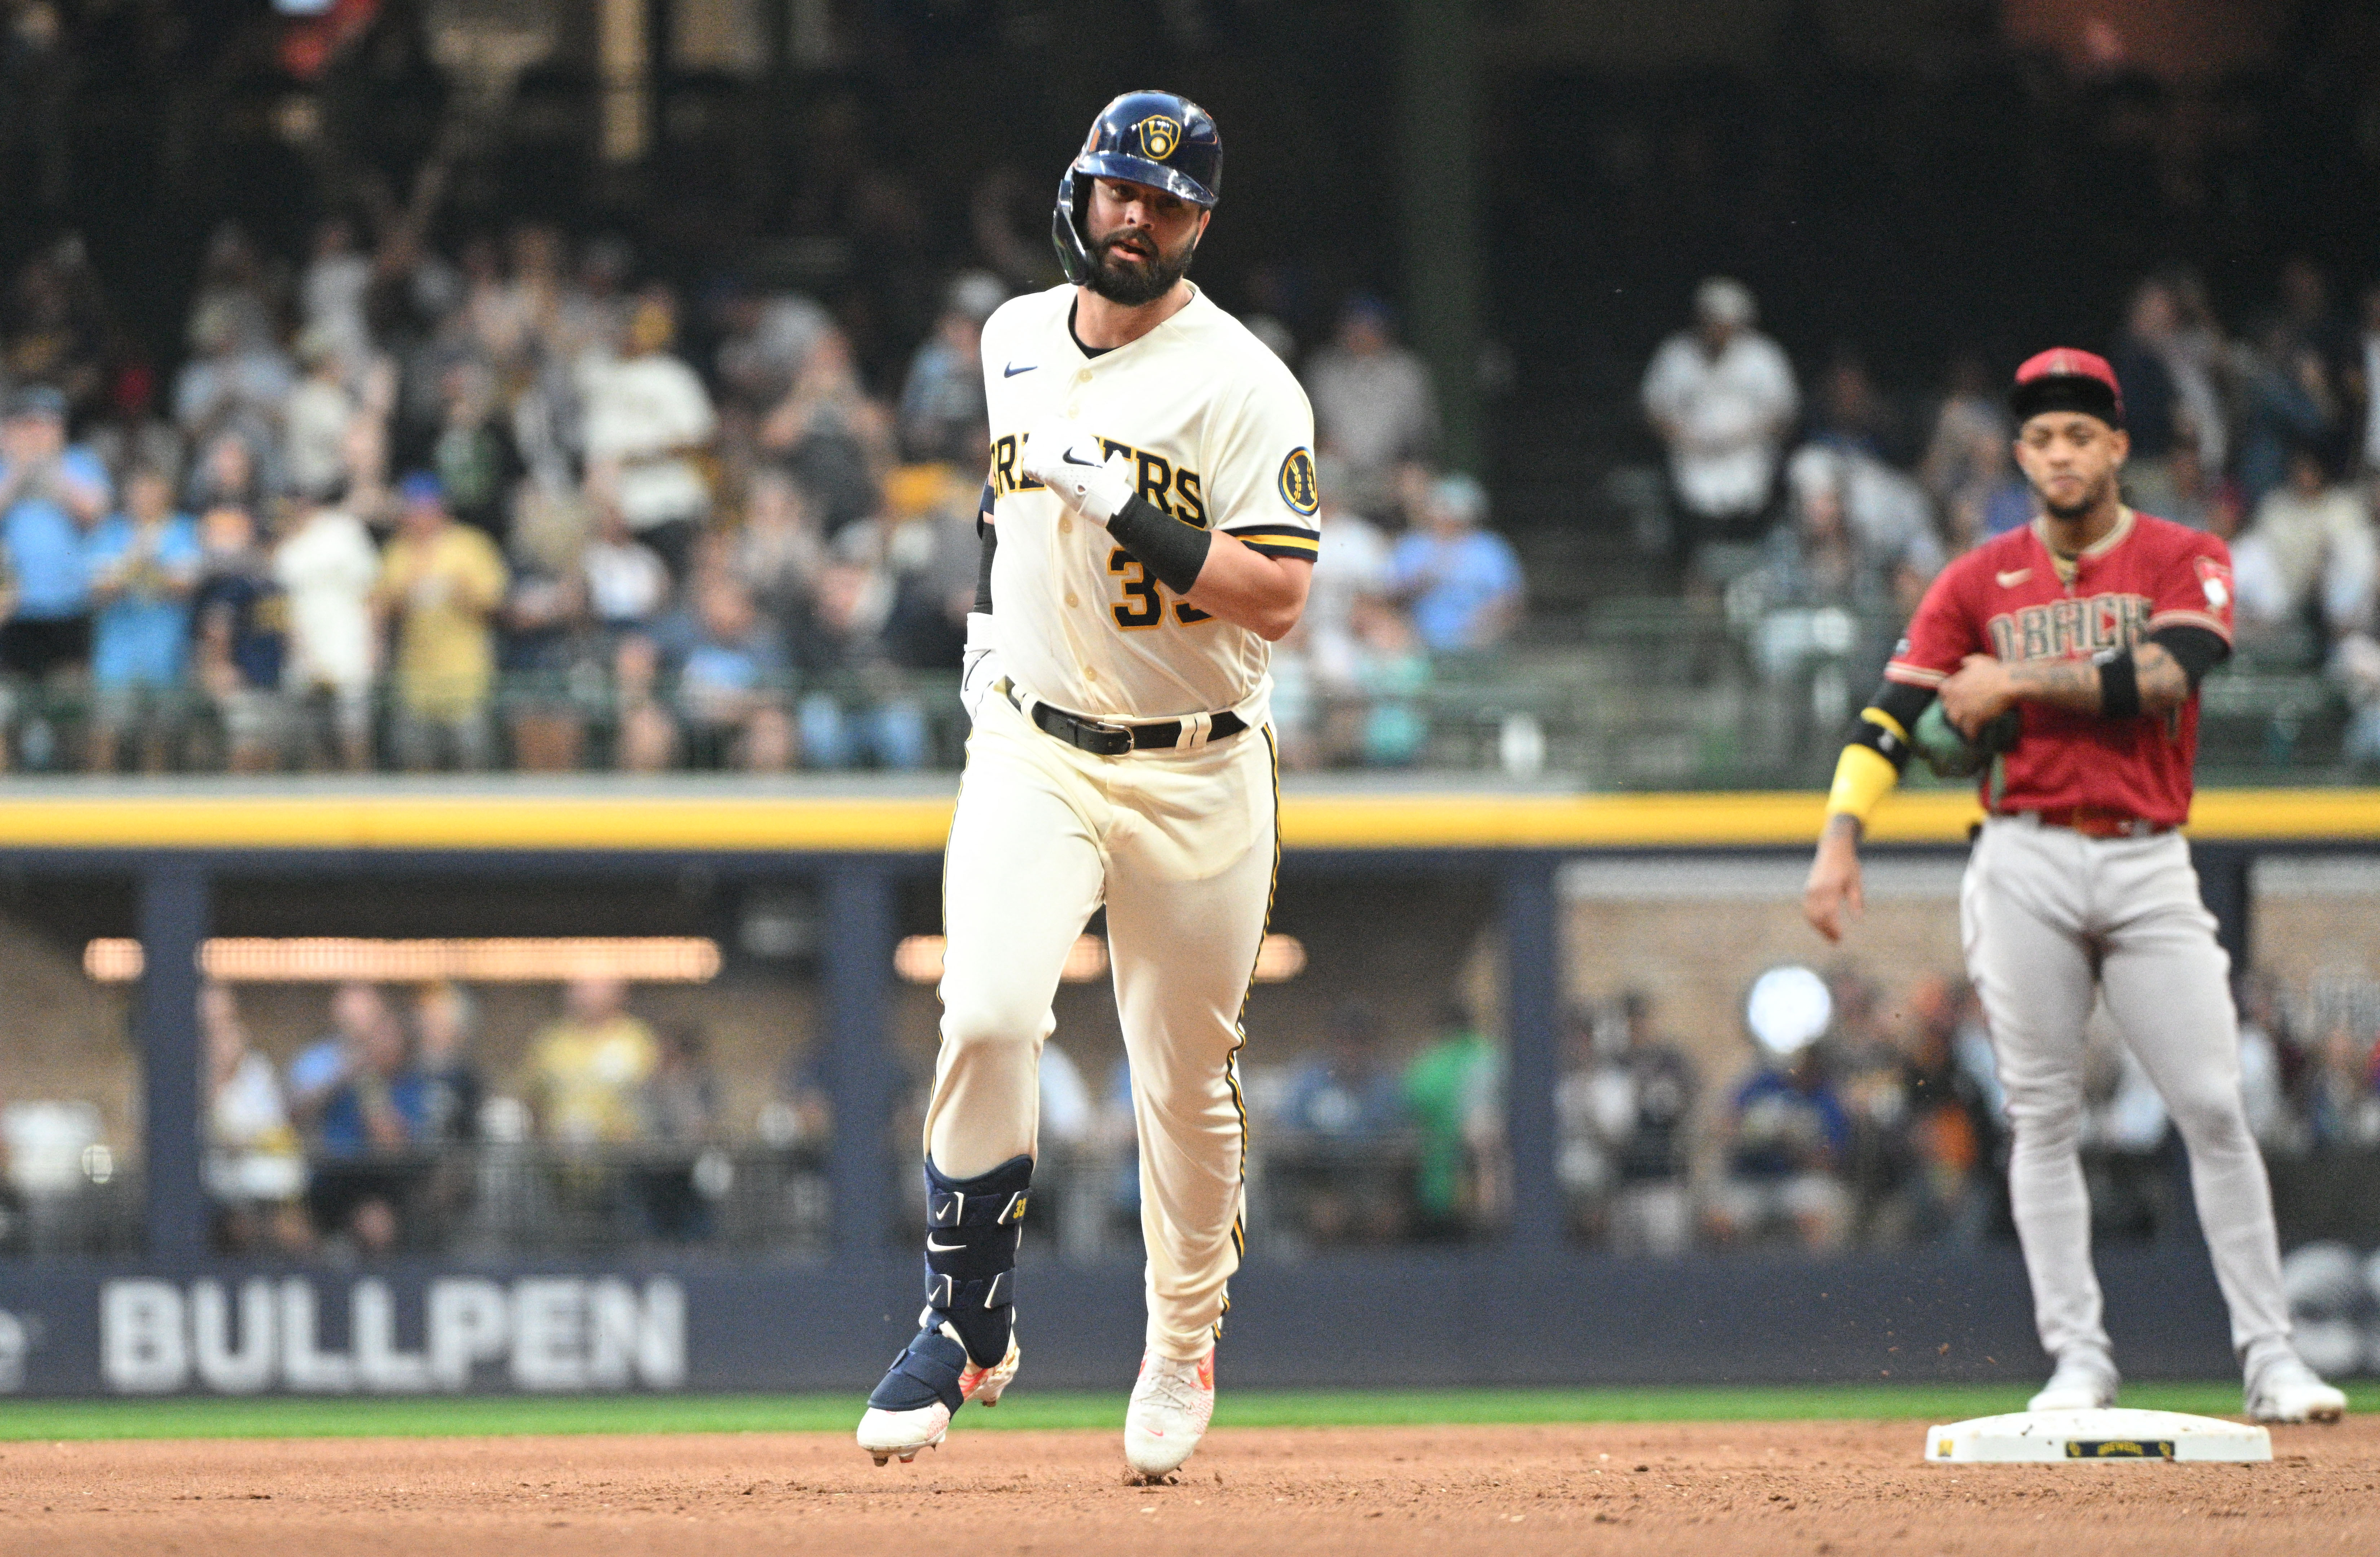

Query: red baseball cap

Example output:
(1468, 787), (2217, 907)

(2010, 347), (2124, 428)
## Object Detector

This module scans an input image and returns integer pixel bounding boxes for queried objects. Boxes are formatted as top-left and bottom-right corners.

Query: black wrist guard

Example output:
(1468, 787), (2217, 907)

(974, 523), (997, 614)
(2148, 624), (2229, 690)
(2096, 647), (2142, 720)
(1105, 493), (1212, 596)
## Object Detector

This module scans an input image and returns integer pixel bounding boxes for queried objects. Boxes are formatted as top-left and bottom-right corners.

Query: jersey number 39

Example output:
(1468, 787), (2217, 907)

(1110, 547), (1212, 630)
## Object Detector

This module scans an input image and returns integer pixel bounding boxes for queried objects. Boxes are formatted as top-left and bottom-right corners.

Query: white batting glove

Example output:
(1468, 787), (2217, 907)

(1019, 416), (1135, 525)
(959, 611), (1004, 724)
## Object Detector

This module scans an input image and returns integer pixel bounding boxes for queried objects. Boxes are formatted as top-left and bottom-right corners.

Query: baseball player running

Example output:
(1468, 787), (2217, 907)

(857, 91), (1320, 1479)
(1803, 349), (2346, 1424)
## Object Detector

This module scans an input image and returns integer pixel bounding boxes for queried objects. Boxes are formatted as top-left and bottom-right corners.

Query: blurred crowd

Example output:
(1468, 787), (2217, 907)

(0, 223), (1003, 775)
(18, 223), (2375, 781)
(203, 974), (727, 1258)
(1642, 266), (2380, 768)
(129, 953), (2380, 1260)
(1554, 965), (2380, 1257)
(0, 223), (1514, 775)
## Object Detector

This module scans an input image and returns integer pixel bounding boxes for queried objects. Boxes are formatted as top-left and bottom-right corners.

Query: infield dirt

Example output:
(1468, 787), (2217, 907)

(1, 1416), (2374, 1556)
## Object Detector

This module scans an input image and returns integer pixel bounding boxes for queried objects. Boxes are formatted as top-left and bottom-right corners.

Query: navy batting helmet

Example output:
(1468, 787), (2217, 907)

(1051, 91), (1222, 285)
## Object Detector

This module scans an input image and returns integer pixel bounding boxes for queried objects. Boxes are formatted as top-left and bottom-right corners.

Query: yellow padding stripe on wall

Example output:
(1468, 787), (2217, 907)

(0, 789), (2373, 853)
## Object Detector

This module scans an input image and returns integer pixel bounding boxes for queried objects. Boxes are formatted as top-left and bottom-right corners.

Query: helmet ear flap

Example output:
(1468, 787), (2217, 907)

(1051, 166), (1096, 285)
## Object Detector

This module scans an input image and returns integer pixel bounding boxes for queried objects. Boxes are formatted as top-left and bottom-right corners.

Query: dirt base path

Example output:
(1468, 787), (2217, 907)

(2, 1417), (2375, 1556)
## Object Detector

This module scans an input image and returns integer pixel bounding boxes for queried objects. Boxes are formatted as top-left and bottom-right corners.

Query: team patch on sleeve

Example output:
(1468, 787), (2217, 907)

(2149, 554), (2235, 640)
(1277, 447), (1320, 516)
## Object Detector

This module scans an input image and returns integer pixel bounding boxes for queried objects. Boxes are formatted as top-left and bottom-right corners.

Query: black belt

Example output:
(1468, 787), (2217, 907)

(1002, 681), (1245, 756)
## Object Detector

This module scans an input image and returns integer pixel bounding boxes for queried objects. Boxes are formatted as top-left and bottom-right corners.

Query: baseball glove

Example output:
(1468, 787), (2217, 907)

(1913, 701), (2021, 780)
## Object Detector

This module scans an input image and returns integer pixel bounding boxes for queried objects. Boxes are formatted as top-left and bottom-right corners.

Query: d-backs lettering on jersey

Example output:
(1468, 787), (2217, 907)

(1887, 510), (2232, 825)
(980, 283), (1319, 720)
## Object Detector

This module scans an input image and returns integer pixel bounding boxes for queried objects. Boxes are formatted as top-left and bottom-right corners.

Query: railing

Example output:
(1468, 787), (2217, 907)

(12, 613), (2370, 785)
(26, 1138), (2357, 1262)
(189, 1136), (1507, 1261)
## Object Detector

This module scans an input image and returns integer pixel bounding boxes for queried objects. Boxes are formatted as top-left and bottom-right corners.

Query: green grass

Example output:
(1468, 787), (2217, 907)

(5, 1381), (2372, 1442)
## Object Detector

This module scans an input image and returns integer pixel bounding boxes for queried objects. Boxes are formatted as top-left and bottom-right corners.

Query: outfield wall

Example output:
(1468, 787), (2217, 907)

(0, 1247), (2240, 1398)
(0, 779), (2371, 1397)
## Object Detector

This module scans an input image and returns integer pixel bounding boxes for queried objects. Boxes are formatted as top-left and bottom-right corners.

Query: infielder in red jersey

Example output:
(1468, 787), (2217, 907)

(1803, 349), (2346, 1424)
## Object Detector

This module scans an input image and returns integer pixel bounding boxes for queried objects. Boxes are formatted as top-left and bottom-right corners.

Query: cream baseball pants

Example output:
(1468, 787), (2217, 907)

(926, 689), (1277, 1361)
(1961, 814), (2292, 1376)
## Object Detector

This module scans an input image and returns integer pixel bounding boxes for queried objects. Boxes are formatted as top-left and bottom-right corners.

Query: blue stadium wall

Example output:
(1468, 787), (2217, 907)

(0, 784), (2371, 1398)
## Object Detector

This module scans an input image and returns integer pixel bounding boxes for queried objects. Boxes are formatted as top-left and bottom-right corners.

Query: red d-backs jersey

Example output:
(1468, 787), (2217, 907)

(1886, 510), (2233, 825)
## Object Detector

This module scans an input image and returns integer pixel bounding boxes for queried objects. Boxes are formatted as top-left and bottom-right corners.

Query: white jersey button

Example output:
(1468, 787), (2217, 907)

(1065, 592), (1079, 607)
(1084, 666), (1098, 680)
(1059, 519), (1072, 534)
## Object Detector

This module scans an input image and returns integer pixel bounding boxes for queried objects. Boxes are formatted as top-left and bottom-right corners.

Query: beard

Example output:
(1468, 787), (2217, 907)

(1083, 225), (1193, 306)
(2037, 472), (2111, 521)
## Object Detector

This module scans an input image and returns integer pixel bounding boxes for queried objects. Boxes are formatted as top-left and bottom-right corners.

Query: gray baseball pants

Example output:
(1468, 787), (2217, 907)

(1960, 814), (2293, 1375)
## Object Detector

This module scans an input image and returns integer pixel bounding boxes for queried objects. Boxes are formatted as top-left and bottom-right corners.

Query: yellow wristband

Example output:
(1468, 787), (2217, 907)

(1824, 743), (1900, 826)
(1861, 707), (1910, 746)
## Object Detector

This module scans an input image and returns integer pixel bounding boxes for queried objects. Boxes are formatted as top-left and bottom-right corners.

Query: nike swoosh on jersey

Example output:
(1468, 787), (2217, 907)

(1996, 568), (2032, 587)
(926, 1237), (963, 1252)
(1003, 362), (1037, 377)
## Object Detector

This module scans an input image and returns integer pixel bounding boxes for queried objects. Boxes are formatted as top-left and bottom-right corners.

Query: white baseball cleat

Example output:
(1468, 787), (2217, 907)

(2246, 1357), (2346, 1424)
(2027, 1352), (2119, 1412)
(856, 1326), (1021, 1465)
(1124, 1348), (1215, 1481)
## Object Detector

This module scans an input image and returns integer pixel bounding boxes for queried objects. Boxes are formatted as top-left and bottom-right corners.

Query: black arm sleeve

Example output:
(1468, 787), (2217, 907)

(1845, 679), (1938, 773)
(2147, 625), (2229, 690)
(974, 518), (997, 615)
(1104, 493), (1213, 596)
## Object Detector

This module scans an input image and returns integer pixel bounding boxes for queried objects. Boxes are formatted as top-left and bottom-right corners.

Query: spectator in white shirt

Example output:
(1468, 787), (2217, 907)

(1641, 277), (1800, 550)
(579, 286), (717, 582)
(203, 981), (311, 1255)
(1270, 460), (1391, 768)
(282, 327), (358, 504)
(299, 217), (376, 376)
(1303, 467), (1393, 685)
(1301, 296), (1441, 518)
(582, 493), (672, 636)
(274, 489), (381, 770)
(2232, 443), (2377, 658)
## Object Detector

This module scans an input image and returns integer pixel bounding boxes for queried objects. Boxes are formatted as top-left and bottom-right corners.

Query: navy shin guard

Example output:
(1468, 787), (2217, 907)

(922, 1154), (1030, 1368)
(866, 1155), (1030, 1415)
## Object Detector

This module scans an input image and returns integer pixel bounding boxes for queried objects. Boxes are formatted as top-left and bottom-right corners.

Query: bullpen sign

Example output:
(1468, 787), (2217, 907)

(101, 1276), (687, 1394)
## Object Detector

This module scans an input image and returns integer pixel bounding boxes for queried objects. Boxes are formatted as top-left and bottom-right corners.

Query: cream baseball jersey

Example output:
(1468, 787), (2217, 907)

(980, 282), (1321, 720)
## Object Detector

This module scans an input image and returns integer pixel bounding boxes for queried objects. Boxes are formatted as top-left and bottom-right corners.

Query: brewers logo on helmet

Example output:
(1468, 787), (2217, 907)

(1136, 115), (1182, 160)
(1052, 90), (1222, 285)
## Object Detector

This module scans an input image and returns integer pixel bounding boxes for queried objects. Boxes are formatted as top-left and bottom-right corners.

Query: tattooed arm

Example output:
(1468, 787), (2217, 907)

(1937, 640), (2199, 732)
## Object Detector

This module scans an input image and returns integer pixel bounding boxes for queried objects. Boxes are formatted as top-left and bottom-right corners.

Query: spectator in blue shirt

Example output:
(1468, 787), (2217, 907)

(1283, 1002), (1406, 1141)
(1709, 1042), (1854, 1251)
(290, 982), (425, 1257)
(1278, 1002), (1410, 1244)
(616, 575), (794, 772)
(84, 467), (202, 771)
(0, 385), (111, 764)
(1387, 473), (1522, 652)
